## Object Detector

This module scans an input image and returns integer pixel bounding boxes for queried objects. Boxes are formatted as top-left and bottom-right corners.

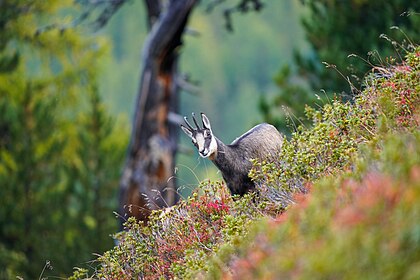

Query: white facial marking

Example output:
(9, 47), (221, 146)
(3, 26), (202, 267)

(196, 133), (205, 154)
(208, 135), (218, 157)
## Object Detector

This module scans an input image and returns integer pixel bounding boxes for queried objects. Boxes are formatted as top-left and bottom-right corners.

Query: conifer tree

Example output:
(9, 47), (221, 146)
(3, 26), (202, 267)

(0, 1), (126, 278)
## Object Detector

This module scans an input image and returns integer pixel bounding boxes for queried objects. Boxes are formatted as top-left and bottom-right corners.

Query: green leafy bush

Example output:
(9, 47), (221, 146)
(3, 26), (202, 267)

(212, 131), (420, 279)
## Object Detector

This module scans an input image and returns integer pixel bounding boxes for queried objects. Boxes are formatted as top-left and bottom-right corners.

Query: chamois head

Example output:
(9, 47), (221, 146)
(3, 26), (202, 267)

(181, 113), (218, 158)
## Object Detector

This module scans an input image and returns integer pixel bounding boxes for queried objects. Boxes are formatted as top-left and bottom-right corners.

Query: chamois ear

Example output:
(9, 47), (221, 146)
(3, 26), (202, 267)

(201, 113), (212, 130)
(180, 125), (193, 139)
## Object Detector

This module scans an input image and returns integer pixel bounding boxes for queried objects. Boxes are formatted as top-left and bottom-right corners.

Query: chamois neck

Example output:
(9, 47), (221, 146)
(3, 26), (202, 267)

(211, 138), (236, 173)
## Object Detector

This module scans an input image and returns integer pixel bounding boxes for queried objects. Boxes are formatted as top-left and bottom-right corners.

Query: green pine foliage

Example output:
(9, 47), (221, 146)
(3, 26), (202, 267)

(300, 0), (420, 93)
(0, 1), (127, 278)
(73, 43), (419, 279)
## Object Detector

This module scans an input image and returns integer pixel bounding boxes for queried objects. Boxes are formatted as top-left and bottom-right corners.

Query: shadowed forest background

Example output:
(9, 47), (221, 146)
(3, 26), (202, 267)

(0, 0), (418, 278)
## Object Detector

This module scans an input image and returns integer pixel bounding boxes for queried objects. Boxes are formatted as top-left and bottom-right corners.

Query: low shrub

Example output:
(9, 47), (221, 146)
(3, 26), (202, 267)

(71, 47), (419, 279)
(215, 132), (420, 279)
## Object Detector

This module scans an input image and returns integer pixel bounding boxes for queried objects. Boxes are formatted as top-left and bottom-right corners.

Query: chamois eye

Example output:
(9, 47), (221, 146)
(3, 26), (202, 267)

(204, 130), (211, 138)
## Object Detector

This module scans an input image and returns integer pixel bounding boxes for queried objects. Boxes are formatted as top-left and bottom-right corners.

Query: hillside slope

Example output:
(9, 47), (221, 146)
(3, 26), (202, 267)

(71, 47), (419, 280)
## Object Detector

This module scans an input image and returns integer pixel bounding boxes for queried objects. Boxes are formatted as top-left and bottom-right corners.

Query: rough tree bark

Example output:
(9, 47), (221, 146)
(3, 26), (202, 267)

(119, 0), (197, 223)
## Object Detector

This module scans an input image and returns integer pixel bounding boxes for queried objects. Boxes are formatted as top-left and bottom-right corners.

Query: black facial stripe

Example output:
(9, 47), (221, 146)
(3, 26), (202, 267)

(204, 137), (212, 147)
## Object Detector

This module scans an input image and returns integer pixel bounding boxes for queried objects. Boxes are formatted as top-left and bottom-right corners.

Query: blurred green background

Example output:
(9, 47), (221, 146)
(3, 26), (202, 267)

(100, 0), (307, 188)
(1, 0), (418, 278)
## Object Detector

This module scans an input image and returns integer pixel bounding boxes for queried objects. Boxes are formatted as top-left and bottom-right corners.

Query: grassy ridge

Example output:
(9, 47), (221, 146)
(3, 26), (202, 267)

(212, 132), (420, 279)
(72, 47), (419, 279)
(208, 46), (420, 279)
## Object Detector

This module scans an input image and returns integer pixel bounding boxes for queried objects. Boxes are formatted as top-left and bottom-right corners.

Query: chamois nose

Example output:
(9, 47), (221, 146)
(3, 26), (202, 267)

(199, 148), (208, 157)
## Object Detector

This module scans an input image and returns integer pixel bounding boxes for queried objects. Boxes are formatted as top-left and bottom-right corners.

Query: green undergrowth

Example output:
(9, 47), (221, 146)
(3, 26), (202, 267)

(209, 131), (420, 279)
(71, 47), (419, 279)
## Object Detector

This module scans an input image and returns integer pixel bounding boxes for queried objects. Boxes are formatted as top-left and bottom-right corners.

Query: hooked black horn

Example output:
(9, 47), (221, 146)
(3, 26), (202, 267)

(183, 116), (194, 131)
(192, 112), (201, 129)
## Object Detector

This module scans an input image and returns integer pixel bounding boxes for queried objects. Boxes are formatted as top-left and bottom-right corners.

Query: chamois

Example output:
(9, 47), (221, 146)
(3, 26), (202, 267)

(181, 113), (283, 196)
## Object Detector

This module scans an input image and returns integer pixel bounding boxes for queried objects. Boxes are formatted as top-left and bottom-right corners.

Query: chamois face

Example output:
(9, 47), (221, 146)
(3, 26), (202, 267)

(181, 113), (218, 158)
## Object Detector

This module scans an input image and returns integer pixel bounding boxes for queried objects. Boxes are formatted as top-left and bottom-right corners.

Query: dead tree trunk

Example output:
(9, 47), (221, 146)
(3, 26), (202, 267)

(119, 0), (197, 223)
